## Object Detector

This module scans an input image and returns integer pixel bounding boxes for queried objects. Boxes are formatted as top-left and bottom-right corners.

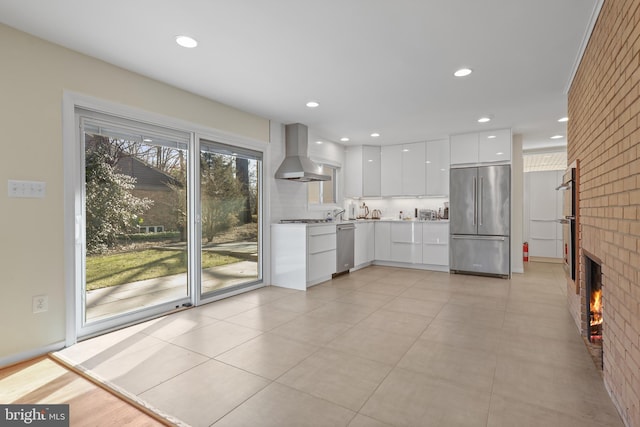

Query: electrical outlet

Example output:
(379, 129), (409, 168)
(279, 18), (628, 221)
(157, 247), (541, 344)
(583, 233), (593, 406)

(33, 295), (48, 313)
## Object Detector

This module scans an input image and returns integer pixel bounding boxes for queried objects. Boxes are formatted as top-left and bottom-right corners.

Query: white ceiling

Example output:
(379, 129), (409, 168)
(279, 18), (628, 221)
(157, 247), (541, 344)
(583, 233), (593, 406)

(0, 0), (600, 151)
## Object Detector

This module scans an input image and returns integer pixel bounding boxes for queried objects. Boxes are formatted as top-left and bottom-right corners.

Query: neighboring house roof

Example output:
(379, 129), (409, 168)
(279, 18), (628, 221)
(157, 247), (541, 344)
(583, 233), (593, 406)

(115, 156), (181, 191)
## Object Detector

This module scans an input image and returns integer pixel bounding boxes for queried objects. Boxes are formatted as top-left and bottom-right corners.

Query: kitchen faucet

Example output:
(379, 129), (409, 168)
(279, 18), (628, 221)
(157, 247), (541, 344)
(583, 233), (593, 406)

(333, 208), (346, 221)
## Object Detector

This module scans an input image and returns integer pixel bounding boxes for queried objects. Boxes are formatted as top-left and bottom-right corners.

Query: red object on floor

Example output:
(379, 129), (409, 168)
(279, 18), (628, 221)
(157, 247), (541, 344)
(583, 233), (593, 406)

(523, 242), (529, 262)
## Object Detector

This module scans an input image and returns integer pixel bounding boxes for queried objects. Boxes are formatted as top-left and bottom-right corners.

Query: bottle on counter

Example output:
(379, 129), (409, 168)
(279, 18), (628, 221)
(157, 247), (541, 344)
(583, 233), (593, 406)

(399, 211), (403, 219)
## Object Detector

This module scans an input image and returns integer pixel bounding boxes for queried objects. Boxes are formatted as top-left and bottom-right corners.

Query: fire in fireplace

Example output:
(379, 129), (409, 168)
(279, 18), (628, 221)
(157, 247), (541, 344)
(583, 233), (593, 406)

(590, 286), (602, 343)
(584, 254), (603, 370)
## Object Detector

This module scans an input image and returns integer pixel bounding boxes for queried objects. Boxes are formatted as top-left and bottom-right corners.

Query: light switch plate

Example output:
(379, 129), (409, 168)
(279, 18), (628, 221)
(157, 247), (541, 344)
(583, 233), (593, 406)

(33, 295), (48, 313)
(8, 180), (46, 198)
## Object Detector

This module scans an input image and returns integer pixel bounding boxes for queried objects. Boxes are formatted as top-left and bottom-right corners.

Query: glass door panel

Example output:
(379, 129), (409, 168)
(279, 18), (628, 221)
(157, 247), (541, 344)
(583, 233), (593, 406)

(82, 121), (190, 325)
(199, 139), (261, 297)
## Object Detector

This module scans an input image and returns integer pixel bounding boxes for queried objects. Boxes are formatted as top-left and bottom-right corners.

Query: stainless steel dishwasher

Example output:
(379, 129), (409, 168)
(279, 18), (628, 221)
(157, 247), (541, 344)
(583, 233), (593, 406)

(335, 222), (355, 275)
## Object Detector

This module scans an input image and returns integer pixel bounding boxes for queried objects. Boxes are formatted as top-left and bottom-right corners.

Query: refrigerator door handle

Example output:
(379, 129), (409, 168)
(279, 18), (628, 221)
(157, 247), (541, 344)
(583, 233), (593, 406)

(452, 235), (506, 241)
(479, 177), (484, 226)
(472, 176), (477, 226)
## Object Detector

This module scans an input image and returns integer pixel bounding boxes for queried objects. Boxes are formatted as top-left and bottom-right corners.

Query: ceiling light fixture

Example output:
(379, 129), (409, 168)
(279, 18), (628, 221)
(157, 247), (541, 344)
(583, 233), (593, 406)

(496, 152), (504, 155)
(175, 35), (198, 48)
(371, 133), (380, 137)
(550, 135), (564, 139)
(143, 138), (152, 142)
(315, 140), (323, 144)
(306, 101), (319, 108)
(558, 117), (569, 122)
(487, 135), (497, 139)
(340, 137), (349, 142)
(477, 116), (491, 123)
(454, 68), (473, 77)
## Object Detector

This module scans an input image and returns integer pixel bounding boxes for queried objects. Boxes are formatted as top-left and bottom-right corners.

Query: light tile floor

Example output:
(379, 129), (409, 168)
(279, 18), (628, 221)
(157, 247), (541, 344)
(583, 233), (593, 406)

(55, 263), (624, 427)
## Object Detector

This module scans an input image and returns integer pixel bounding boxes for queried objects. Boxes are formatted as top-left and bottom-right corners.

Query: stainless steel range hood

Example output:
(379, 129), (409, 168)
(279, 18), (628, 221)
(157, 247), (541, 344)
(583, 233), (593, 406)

(275, 123), (330, 182)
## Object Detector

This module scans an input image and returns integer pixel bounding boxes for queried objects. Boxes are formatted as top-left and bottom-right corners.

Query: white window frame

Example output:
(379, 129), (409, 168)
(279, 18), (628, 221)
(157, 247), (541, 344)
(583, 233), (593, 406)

(307, 162), (340, 210)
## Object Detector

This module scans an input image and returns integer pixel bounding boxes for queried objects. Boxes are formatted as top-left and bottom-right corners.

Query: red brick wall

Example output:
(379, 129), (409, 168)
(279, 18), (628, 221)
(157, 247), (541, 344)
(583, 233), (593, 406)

(568, 1), (640, 425)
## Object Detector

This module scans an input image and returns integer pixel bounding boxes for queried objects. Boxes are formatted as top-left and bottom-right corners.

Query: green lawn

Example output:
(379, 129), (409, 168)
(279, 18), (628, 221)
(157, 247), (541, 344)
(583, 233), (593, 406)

(86, 249), (242, 290)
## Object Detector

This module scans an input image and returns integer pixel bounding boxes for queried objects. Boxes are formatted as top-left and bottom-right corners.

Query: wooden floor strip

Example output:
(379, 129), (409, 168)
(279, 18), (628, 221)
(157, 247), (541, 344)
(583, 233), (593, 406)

(0, 355), (172, 426)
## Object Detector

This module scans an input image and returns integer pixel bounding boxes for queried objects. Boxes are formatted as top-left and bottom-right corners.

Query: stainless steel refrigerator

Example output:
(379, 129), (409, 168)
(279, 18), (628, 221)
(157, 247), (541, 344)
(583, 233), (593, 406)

(450, 165), (510, 277)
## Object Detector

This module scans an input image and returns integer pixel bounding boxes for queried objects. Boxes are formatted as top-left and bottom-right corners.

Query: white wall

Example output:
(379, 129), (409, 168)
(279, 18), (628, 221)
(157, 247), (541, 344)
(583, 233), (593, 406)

(0, 23), (269, 364)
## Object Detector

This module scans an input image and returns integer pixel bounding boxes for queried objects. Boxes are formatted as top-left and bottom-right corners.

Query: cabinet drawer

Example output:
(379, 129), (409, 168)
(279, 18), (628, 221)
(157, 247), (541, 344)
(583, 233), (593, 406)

(309, 233), (336, 254)
(422, 222), (449, 243)
(423, 243), (449, 266)
(308, 250), (336, 281)
(308, 224), (336, 236)
(391, 222), (421, 243)
(391, 242), (422, 264)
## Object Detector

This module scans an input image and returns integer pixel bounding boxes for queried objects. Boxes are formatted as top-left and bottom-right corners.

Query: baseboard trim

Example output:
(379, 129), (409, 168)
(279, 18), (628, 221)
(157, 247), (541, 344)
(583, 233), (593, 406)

(0, 341), (65, 369)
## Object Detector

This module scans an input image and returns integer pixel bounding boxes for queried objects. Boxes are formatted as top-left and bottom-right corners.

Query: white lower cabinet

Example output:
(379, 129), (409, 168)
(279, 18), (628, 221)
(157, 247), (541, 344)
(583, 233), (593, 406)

(391, 222), (422, 264)
(273, 221), (450, 291)
(422, 222), (449, 266)
(271, 224), (336, 290)
(307, 225), (337, 284)
(374, 222), (391, 261)
(354, 221), (375, 268)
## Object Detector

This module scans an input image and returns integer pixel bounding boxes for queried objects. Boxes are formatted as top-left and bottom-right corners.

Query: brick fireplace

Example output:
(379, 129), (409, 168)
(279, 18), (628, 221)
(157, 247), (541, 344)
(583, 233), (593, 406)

(567, 0), (640, 425)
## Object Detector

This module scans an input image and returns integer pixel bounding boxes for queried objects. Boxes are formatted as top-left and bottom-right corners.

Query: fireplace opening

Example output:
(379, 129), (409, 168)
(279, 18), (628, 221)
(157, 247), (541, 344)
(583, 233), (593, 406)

(585, 254), (603, 369)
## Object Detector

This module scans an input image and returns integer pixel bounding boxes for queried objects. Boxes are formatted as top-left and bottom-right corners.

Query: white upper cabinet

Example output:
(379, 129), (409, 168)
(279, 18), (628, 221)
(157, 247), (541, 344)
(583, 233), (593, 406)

(478, 129), (511, 163)
(401, 142), (426, 196)
(382, 142), (426, 196)
(451, 129), (511, 165)
(381, 145), (403, 196)
(344, 146), (363, 198)
(450, 133), (479, 165)
(363, 146), (381, 197)
(425, 139), (449, 196)
(345, 145), (381, 198)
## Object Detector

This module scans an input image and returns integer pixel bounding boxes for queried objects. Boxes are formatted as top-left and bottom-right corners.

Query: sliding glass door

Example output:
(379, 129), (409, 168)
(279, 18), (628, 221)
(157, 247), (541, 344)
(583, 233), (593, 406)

(199, 139), (262, 299)
(78, 112), (191, 335)
(73, 108), (264, 339)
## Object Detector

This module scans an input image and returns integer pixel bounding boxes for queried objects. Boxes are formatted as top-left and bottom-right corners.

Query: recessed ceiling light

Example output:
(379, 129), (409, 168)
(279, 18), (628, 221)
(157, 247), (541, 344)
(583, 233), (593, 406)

(370, 133), (380, 137)
(440, 168), (446, 171)
(368, 159), (374, 162)
(340, 137), (349, 142)
(550, 135), (564, 139)
(477, 116), (491, 123)
(558, 117), (569, 122)
(175, 35), (198, 48)
(454, 68), (473, 77)
(425, 160), (431, 164)
(315, 140), (323, 144)
(487, 135), (497, 139)
(402, 149), (409, 152)
(496, 152), (504, 156)
(143, 138), (153, 142)
(306, 101), (319, 108)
